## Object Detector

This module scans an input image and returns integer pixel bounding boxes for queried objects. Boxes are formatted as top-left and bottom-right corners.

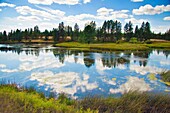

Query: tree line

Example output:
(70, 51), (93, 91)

(0, 20), (169, 43)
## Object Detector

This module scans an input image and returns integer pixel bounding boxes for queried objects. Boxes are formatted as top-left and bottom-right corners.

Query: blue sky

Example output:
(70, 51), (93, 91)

(0, 0), (170, 33)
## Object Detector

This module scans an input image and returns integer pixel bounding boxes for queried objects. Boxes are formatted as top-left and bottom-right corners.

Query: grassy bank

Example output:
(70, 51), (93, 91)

(1, 84), (170, 113)
(0, 84), (95, 113)
(54, 42), (170, 51)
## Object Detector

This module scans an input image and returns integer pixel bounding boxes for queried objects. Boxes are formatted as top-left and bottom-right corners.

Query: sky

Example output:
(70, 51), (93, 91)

(0, 0), (170, 33)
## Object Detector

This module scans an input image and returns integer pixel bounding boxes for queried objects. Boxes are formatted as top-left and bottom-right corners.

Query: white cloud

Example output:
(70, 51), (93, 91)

(17, 16), (42, 21)
(0, 9), (2, 12)
(35, 5), (65, 17)
(111, 10), (129, 18)
(30, 71), (98, 97)
(0, 64), (6, 68)
(110, 76), (152, 94)
(1, 69), (18, 73)
(15, 6), (58, 20)
(97, 7), (129, 19)
(0, 3), (16, 7)
(133, 4), (170, 15)
(62, 13), (100, 30)
(152, 25), (170, 33)
(97, 7), (113, 16)
(131, 0), (143, 2)
(28, 0), (92, 5)
(83, 0), (91, 4)
(28, 0), (80, 5)
(53, 0), (79, 5)
(2, 6), (129, 32)
(28, 0), (53, 5)
(163, 16), (170, 21)
(125, 17), (148, 24)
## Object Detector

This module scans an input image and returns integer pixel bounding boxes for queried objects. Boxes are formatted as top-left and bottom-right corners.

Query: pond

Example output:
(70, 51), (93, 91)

(0, 44), (170, 99)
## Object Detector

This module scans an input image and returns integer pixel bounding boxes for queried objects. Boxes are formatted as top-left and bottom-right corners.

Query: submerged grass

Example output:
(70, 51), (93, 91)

(54, 42), (170, 51)
(0, 84), (170, 113)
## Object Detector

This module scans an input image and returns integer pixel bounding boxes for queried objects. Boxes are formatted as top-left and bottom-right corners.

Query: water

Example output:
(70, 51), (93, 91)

(0, 44), (170, 99)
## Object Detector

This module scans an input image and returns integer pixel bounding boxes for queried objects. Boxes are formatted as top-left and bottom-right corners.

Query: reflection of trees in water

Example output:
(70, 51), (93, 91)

(0, 47), (40, 56)
(1, 47), (169, 68)
(53, 49), (66, 64)
(84, 58), (95, 68)
(139, 60), (147, 67)
(163, 50), (170, 58)
(157, 50), (170, 58)
(53, 49), (96, 68)
(101, 56), (130, 68)
(83, 52), (95, 68)
(25, 49), (40, 56)
(99, 51), (130, 68)
(132, 51), (151, 67)
(53, 49), (81, 64)
(133, 50), (151, 59)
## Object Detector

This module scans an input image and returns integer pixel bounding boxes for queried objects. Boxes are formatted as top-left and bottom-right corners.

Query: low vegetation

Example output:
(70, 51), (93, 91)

(0, 84), (96, 113)
(160, 70), (170, 86)
(146, 42), (170, 49)
(54, 42), (170, 51)
(1, 84), (170, 113)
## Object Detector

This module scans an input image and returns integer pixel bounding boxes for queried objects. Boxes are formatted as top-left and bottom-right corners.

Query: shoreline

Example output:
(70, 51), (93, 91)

(0, 84), (170, 113)
(0, 41), (170, 51)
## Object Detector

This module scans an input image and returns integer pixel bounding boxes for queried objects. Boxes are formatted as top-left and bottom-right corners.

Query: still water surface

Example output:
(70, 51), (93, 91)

(0, 44), (170, 98)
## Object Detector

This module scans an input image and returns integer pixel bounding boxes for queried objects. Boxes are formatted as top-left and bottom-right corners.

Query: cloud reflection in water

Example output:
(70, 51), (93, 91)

(30, 71), (98, 98)
(110, 76), (152, 94)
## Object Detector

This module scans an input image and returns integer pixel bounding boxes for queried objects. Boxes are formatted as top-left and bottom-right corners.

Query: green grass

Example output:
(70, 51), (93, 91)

(1, 84), (170, 113)
(160, 70), (170, 86)
(54, 42), (149, 51)
(54, 42), (170, 51)
(78, 92), (170, 113)
(0, 84), (96, 113)
(145, 42), (170, 49)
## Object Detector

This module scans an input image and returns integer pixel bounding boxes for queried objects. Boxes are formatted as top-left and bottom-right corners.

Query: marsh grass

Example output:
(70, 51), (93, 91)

(78, 92), (170, 113)
(160, 70), (170, 86)
(0, 84), (170, 113)
(0, 84), (96, 113)
(145, 42), (170, 49)
(54, 42), (170, 51)
(160, 70), (170, 82)
(54, 42), (149, 51)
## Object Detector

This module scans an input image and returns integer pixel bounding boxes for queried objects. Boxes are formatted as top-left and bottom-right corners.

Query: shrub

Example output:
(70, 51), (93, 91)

(129, 37), (138, 43)
(116, 40), (126, 44)
(145, 40), (152, 44)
